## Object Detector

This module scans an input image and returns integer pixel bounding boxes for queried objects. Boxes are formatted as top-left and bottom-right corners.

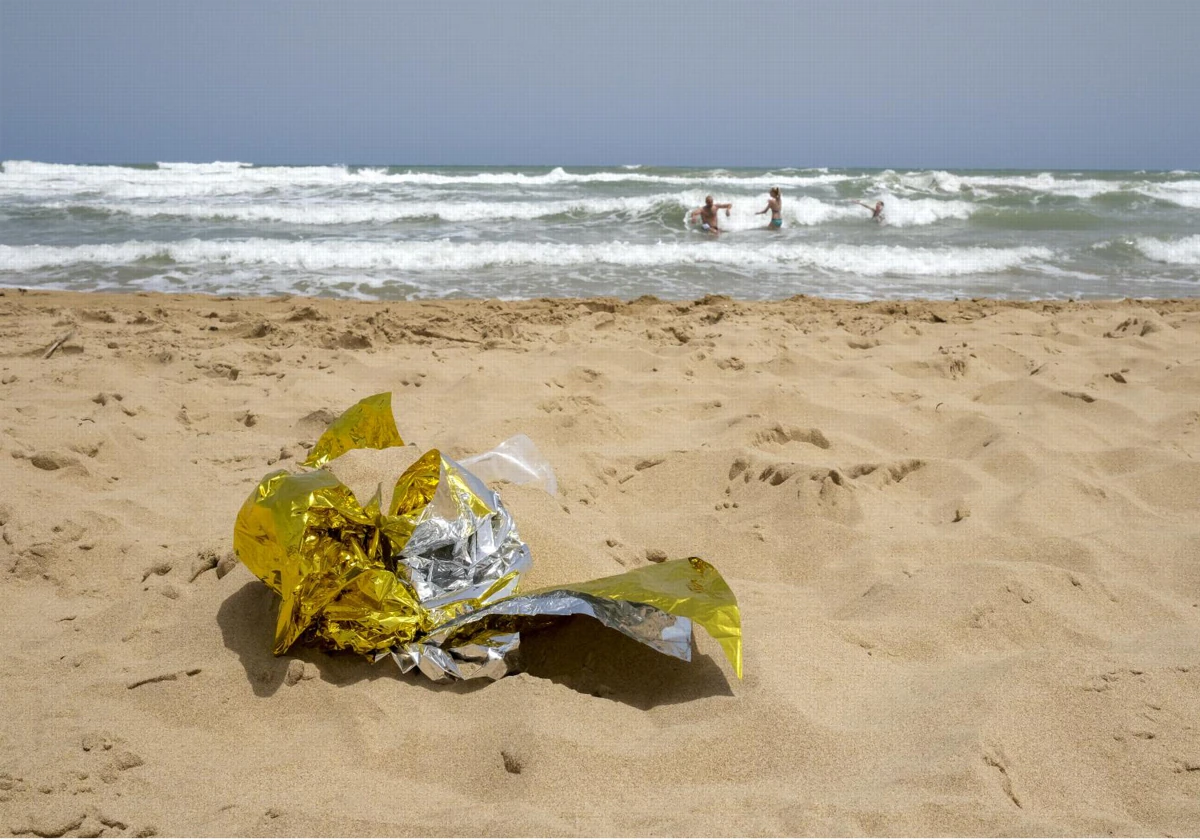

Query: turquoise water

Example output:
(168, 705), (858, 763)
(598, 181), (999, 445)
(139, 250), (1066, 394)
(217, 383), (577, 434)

(1, 161), (1197, 300)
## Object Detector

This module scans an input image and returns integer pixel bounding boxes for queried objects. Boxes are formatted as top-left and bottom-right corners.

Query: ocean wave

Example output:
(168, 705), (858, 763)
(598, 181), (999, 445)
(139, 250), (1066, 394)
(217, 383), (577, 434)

(902, 171), (1200, 209)
(0, 161), (382, 198)
(961, 174), (1121, 199)
(0, 161), (855, 195)
(0, 238), (1053, 278)
(674, 192), (976, 230)
(771, 196), (975, 228)
(882, 170), (971, 194)
(41, 194), (680, 224)
(970, 207), (1107, 231)
(1135, 235), (1200, 265)
(15, 191), (977, 229)
(1134, 182), (1200, 209)
(7, 162), (1193, 212)
(155, 161), (253, 172)
(879, 170), (1143, 201)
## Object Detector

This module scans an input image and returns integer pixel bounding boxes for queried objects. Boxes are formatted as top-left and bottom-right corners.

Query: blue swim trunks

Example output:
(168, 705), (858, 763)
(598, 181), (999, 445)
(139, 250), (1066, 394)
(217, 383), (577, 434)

(769, 217), (783, 228)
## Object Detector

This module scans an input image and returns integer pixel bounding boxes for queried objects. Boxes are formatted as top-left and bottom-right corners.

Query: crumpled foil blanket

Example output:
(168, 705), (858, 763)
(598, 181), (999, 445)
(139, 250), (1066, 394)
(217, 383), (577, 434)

(233, 392), (742, 682)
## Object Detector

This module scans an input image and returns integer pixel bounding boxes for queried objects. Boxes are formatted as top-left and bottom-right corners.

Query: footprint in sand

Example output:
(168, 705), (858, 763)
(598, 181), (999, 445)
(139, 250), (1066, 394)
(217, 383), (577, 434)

(749, 423), (831, 450)
(726, 456), (861, 523)
(981, 746), (1023, 809)
(844, 459), (925, 486)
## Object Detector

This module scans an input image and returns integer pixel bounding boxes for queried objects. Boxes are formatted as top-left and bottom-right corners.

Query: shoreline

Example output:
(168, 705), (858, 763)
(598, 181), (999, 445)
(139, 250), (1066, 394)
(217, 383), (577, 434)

(3, 286), (1200, 835)
(8, 285), (1200, 306)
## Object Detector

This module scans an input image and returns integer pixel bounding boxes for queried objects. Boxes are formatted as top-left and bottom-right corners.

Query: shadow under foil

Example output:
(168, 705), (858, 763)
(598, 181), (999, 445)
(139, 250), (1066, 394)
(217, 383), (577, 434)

(218, 583), (734, 705)
(219, 581), (496, 695)
(217, 581), (291, 697)
(217, 580), (403, 696)
(514, 615), (736, 709)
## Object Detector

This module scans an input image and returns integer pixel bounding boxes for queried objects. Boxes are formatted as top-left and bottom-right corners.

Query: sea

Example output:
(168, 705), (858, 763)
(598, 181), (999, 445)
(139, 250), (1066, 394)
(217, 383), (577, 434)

(1, 161), (1197, 302)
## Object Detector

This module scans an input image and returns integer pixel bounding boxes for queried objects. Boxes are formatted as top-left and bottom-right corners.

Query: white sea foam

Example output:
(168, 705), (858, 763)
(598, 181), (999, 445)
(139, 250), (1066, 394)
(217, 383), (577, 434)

(880, 169), (1133, 200)
(1136, 235), (1200, 265)
(0, 161), (398, 198)
(853, 196), (976, 227)
(0, 238), (1052, 277)
(1135, 182), (1200, 209)
(785, 197), (860, 226)
(0, 164), (325, 198)
(957, 173), (1123, 199)
(0, 161), (855, 195)
(886, 170), (968, 194)
(3, 161), (1182, 211)
(69, 194), (678, 224)
(2, 162), (1184, 207)
(680, 193), (977, 230)
(1027, 264), (1106, 281)
(156, 161), (254, 172)
(778, 196), (976, 227)
(0, 161), (1190, 301)
(30, 189), (974, 229)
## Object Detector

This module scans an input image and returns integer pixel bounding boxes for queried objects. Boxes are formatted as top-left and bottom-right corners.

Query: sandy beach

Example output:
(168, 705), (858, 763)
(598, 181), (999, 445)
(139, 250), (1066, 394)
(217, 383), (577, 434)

(2, 289), (1200, 836)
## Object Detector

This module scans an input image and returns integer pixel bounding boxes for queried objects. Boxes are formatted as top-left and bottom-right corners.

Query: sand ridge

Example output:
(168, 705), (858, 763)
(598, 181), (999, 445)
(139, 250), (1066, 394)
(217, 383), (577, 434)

(2, 290), (1200, 836)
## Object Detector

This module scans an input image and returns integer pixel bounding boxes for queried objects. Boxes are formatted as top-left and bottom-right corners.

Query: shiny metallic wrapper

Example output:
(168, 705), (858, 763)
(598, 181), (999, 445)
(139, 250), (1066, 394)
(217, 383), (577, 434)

(233, 393), (742, 682)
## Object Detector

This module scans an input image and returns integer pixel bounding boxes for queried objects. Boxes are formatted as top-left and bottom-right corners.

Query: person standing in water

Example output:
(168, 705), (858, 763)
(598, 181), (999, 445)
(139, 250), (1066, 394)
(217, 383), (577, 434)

(756, 187), (783, 229)
(853, 200), (885, 223)
(690, 195), (732, 234)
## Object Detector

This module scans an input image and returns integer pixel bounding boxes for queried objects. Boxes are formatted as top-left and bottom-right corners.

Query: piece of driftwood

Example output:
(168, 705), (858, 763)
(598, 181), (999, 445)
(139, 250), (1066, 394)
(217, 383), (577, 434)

(43, 329), (75, 359)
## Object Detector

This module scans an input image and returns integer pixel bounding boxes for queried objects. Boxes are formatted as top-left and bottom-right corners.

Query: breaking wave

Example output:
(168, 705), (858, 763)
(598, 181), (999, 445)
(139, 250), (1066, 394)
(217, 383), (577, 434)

(0, 238), (1052, 277)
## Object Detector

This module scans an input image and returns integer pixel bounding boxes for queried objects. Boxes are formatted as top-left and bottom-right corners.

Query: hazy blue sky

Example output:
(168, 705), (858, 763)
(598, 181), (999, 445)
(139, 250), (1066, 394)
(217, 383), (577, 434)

(2, 1), (1197, 169)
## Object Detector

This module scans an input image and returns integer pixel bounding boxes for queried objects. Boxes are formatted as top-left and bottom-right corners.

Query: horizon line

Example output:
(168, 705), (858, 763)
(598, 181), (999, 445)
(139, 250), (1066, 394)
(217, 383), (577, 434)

(2, 159), (1196, 174)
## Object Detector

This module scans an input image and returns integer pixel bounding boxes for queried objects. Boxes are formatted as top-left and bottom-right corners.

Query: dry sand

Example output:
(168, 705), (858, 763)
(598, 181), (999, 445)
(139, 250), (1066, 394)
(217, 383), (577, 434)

(2, 289), (1200, 836)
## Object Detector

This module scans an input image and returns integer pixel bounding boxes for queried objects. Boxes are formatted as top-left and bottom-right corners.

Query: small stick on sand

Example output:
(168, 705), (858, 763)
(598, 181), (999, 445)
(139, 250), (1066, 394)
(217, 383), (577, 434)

(43, 329), (75, 359)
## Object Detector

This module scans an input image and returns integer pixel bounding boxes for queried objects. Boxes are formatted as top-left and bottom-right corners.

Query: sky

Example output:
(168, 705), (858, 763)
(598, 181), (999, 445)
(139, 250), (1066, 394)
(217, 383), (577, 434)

(1, 1), (1198, 169)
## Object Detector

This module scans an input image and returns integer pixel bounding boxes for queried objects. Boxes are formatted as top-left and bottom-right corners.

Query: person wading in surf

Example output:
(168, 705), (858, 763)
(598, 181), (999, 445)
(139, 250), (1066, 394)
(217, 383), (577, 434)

(853, 200), (885, 223)
(757, 187), (783, 229)
(690, 195), (732, 233)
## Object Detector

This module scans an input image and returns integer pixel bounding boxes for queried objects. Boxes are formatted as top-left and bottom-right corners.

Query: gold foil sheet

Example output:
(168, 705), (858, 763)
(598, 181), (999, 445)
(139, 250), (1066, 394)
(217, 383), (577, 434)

(302, 392), (404, 468)
(232, 392), (742, 681)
